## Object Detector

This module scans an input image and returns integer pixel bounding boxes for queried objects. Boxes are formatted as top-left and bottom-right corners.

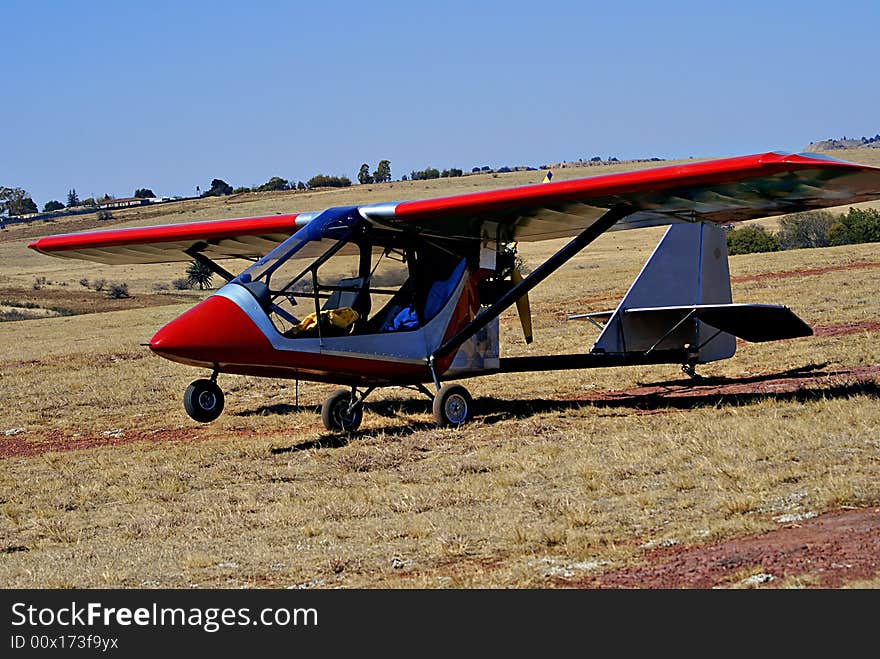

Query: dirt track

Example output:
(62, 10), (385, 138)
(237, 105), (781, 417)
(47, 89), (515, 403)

(575, 507), (880, 588)
(730, 260), (880, 283)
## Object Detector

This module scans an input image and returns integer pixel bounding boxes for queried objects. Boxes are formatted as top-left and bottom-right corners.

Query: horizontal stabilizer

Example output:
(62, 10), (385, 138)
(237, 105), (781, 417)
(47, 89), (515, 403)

(624, 303), (812, 342)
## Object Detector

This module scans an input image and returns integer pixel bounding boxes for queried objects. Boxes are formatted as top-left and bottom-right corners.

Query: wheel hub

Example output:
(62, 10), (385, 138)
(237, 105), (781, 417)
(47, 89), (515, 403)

(445, 395), (467, 424)
(198, 391), (217, 411)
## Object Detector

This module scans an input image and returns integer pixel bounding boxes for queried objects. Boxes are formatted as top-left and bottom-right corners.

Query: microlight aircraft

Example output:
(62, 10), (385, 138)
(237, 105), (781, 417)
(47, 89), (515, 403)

(29, 153), (880, 431)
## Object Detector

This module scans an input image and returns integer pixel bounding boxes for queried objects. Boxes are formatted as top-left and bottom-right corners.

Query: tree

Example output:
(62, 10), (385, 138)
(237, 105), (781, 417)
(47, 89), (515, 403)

(307, 174), (351, 188)
(43, 200), (64, 212)
(257, 176), (290, 192)
(186, 260), (214, 290)
(358, 164), (374, 185)
(202, 179), (233, 197)
(373, 159), (391, 183)
(1, 187), (38, 216)
(67, 189), (79, 207)
(828, 207), (880, 246)
(134, 188), (155, 198)
(778, 211), (835, 249)
(296, 181), (306, 190)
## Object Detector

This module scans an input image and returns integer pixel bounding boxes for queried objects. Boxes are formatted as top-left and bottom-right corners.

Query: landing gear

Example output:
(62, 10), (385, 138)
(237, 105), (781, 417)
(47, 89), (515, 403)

(322, 389), (364, 432)
(681, 362), (704, 381)
(433, 383), (473, 427)
(183, 378), (225, 422)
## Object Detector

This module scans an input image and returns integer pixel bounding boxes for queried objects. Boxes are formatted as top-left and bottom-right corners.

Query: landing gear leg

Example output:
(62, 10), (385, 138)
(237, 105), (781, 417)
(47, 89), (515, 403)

(681, 362), (703, 381)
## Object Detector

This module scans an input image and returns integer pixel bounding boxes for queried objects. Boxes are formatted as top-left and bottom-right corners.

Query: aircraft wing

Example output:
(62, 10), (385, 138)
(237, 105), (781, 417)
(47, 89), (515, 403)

(28, 152), (880, 264)
(361, 152), (880, 241)
(28, 214), (303, 264)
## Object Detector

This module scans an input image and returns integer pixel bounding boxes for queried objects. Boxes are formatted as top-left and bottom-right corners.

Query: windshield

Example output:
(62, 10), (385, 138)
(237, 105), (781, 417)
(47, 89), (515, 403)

(234, 206), (361, 287)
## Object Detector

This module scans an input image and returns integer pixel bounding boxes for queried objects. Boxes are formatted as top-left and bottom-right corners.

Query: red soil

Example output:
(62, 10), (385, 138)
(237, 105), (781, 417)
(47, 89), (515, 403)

(0, 427), (212, 459)
(575, 507), (880, 589)
(730, 260), (880, 284)
(813, 321), (880, 338)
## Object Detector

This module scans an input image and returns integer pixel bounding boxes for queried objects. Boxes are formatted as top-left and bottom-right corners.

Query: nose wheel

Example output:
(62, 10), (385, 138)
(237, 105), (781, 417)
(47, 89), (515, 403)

(322, 389), (365, 432)
(183, 378), (225, 423)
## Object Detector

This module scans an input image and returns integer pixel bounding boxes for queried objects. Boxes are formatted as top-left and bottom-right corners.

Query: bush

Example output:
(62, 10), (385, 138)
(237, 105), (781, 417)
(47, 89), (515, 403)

(410, 167), (440, 180)
(96, 210), (113, 221)
(152, 282), (170, 292)
(0, 309), (28, 322)
(79, 278), (90, 288)
(107, 282), (130, 299)
(186, 260), (214, 290)
(828, 207), (880, 246)
(726, 225), (779, 255)
(172, 278), (192, 290)
(93, 278), (107, 292)
(777, 211), (835, 250)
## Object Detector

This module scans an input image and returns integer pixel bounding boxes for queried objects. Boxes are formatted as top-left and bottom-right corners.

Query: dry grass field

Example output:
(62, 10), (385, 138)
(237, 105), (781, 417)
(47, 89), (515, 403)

(1, 151), (878, 588)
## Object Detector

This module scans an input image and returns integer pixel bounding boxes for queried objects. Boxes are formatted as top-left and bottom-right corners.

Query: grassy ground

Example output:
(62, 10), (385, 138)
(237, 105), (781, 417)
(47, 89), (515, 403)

(0, 152), (878, 588)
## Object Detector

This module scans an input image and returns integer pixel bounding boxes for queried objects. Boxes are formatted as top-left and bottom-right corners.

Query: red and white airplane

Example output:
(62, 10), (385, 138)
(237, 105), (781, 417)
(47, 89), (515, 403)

(29, 152), (880, 431)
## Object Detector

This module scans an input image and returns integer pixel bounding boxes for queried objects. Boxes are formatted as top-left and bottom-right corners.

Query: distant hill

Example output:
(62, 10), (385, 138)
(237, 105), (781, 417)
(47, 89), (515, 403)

(804, 134), (880, 151)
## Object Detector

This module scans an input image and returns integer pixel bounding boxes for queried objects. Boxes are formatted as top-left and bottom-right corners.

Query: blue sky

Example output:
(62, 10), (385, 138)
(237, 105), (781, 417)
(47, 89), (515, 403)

(2, 0), (877, 206)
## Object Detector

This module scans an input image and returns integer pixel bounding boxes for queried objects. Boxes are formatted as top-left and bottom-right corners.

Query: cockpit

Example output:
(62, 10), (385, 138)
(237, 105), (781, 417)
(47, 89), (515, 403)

(232, 206), (469, 339)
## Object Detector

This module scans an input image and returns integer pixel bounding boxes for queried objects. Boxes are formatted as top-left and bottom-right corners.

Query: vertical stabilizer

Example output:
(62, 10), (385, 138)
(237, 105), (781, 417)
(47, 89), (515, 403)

(592, 222), (736, 363)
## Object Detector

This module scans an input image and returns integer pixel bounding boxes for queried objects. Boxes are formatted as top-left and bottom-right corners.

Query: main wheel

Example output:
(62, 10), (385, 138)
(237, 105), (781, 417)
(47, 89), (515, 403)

(433, 384), (472, 427)
(322, 389), (363, 432)
(183, 379), (224, 423)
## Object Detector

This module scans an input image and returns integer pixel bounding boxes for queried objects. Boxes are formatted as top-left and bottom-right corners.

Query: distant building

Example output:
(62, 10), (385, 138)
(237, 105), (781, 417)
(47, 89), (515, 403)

(98, 197), (151, 209)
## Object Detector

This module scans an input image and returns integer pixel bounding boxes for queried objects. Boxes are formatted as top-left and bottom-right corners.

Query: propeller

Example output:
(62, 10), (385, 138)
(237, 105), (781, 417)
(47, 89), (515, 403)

(510, 266), (533, 344)
(504, 170), (553, 343)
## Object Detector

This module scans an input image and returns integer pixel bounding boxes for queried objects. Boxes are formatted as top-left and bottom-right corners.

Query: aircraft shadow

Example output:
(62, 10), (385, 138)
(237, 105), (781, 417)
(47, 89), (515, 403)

(265, 364), (878, 453)
(237, 402), (316, 417)
(640, 362), (830, 389)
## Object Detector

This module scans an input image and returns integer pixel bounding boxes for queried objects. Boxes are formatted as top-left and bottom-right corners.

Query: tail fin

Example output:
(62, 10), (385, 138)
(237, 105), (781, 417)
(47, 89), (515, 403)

(592, 222), (736, 363)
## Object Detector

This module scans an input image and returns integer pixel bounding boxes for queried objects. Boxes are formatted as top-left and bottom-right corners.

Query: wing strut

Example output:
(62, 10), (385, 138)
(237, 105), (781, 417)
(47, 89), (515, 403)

(185, 245), (236, 282)
(430, 204), (635, 365)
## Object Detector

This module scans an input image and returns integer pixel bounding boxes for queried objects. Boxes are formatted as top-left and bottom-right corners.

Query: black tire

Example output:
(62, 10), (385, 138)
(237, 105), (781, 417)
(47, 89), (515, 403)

(322, 389), (363, 432)
(183, 379), (224, 423)
(433, 384), (472, 427)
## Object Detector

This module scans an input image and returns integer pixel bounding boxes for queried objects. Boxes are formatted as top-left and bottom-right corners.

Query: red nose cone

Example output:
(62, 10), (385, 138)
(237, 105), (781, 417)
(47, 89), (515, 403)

(150, 295), (271, 366)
